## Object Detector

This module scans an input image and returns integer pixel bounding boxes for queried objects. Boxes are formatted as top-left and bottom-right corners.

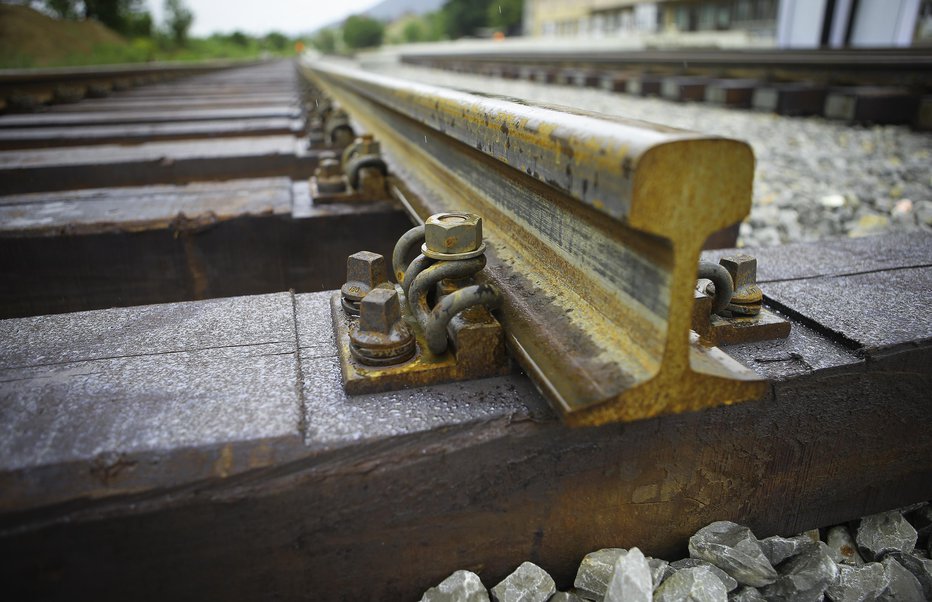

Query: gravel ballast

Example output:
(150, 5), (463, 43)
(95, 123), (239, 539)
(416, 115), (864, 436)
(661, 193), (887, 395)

(364, 63), (932, 248)
(417, 504), (932, 601)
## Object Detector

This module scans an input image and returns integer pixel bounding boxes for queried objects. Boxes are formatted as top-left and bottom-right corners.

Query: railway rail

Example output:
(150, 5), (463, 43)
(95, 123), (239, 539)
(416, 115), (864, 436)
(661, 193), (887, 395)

(0, 55), (929, 600)
(400, 47), (932, 127)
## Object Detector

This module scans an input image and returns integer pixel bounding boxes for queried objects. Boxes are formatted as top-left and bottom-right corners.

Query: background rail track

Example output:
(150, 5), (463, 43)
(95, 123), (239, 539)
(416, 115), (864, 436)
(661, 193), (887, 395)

(0, 59), (411, 318)
(400, 47), (932, 127)
(0, 55), (929, 601)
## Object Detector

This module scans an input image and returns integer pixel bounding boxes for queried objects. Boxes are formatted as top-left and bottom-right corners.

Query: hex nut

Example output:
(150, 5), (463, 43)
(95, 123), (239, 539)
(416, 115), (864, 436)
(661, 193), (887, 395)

(424, 212), (483, 255)
(341, 251), (387, 302)
(349, 287), (416, 366)
(357, 137), (381, 156)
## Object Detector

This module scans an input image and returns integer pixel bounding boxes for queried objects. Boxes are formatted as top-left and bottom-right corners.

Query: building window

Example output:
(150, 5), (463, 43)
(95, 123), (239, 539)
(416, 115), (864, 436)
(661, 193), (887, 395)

(717, 5), (732, 29)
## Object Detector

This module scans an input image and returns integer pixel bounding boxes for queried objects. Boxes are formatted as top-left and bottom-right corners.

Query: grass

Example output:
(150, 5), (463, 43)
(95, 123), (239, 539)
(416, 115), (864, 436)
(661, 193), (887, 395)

(0, 5), (295, 69)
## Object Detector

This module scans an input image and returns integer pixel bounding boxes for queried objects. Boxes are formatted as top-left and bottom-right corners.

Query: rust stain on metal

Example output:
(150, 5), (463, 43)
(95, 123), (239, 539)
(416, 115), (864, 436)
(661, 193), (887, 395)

(302, 61), (767, 425)
(332, 290), (510, 394)
(214, 444), (234, 478)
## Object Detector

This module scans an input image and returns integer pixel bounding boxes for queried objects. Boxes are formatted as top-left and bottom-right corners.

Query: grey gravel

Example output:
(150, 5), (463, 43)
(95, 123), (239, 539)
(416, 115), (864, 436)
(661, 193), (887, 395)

(648, 557), (675, 591)
(688, 521), (778, 587)
(654, 566), (728, 602)
(370, 62), (932, 248)
(760, 541), (839, 602)
(827, 525), (867, 566)
(420, 570), (490, 602)
(880, 556), (925, 601)
(604, 547), (652, 602)
(728, 585), (766, 601)
(760, 534), (811, 566)
(825, 562), (889, 602)
(857, 511), (919, 561)
(670, 558), (739, 592)
(889, 552), (932, 599)
(417, 512), (932, 602)
(490, 561), (555, 602)
(572, 548), (626, 599)
(549, 592), (587, 602)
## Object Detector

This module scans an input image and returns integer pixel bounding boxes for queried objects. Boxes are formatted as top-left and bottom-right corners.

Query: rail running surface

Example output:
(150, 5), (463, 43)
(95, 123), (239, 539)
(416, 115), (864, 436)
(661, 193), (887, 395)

(302, 58), (765, 425)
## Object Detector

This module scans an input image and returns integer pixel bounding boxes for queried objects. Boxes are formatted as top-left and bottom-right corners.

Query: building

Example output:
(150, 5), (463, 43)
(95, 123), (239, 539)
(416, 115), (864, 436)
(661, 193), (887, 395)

(523, 0), (929, 48)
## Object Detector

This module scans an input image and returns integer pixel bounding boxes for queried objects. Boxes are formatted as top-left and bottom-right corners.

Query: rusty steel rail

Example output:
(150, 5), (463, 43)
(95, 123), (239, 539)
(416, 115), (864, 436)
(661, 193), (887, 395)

(300, 59), (766, 426)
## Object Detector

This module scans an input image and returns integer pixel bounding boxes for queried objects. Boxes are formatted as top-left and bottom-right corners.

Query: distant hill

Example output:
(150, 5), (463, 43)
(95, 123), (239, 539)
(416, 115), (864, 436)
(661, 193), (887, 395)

(362, 0), (445, 21)
(312, 0), (445, 32)
(0, 4), (127, 68)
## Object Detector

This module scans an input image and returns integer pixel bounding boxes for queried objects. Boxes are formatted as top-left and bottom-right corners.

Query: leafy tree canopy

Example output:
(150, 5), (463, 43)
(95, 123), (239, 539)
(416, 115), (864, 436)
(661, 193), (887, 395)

(342, 15), (384, 50)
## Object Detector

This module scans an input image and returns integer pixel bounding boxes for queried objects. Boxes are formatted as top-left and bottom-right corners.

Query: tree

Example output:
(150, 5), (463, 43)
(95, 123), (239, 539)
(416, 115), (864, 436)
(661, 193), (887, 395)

(488, 0), (523, 34)
(164, 0), (193, 47)
(441, 0), (491, 39)
(227, 30), (250, 47)
(342, 15), (384, 49)
(124, 8), (152, 37)
(402, 19), (425, 43)
(264, 31), (288, 51)
(44, 0), (80, 20)
(75, 0), (153, 37)
(311, 28), (337, 53)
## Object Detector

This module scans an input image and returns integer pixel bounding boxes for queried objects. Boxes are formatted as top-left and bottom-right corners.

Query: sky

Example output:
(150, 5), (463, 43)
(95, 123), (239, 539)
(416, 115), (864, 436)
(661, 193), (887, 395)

(145, 0), (382, 37)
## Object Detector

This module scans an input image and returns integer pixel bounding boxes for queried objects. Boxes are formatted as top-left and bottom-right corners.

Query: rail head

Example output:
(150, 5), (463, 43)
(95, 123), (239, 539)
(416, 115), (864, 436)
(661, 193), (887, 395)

(301, 58), (765, 425)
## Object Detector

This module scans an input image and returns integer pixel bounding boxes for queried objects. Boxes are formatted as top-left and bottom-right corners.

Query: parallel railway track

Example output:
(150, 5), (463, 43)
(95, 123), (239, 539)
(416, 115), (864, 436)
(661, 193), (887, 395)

(0, 55), (929, 600)
(401, 47), (932, 126)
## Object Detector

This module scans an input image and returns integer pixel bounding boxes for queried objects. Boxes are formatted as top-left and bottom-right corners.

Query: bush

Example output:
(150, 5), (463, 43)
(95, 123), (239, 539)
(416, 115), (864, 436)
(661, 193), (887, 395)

(342, 15), (384, 49)
(311, 28), (337, 53)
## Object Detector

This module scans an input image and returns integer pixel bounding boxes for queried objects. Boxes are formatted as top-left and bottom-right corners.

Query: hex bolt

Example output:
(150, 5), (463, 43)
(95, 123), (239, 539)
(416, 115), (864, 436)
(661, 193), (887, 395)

(349, 288), (416, 366)
(359, 287), (401, 333)
(422, 212), (486, 260)
(314, 155), (346, 193)
(341, 251), (388, 315)
(316, 157), (342, 178)
(719, 254), (763, 316)
(355, 135), (381, 156)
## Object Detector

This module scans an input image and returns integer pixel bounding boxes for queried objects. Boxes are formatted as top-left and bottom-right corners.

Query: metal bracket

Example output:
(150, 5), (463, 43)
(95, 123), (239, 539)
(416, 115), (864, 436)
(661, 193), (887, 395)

(331, 287), (510, 395)
(311, 135), (391, 205)
(332, 214), (510, 394)
(693, 254), (790, 346)
(692, 291), (790, 347)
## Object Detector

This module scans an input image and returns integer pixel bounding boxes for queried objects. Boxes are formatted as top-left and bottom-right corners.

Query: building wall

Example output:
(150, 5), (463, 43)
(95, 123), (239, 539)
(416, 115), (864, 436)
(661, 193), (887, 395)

(524, 0), (781, 39)
(776, 0), (921, 47)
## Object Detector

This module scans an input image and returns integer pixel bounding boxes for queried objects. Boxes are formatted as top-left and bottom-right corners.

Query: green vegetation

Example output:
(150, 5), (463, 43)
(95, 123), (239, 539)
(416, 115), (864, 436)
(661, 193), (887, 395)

(440, 0), (492, 39)
(0, 2), (305, 69)
(164, 0), (193, 47)
(342, 15), (384, 50)
(488, 0), (524, 34)
(310, 0), (523, 55)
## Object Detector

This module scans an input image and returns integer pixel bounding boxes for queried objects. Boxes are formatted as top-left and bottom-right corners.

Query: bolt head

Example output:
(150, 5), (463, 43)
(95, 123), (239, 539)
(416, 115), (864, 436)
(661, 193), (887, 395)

(719, 254), (758, 287)
(424, 212), (483, 255)
(317, 157), (342, 178)
(342, 251), (387, 301)
(352, 135), (380, 156)
(359, 287), (400, 334)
